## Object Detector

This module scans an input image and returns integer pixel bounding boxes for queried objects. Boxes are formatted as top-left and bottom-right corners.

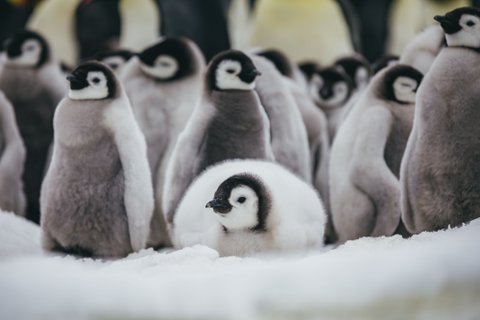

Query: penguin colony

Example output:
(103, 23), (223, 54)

(0, 6), (479, 258)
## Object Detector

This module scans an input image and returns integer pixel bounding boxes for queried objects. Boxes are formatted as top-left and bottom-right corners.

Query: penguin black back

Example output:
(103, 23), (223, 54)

(3, 29), (50, 68)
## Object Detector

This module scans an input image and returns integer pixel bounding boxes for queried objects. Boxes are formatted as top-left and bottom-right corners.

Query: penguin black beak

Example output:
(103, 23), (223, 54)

(240, 68), (261, 84)
(320, 86), (332, 100)
(67, 73), (88, 90)
(205, 199), (232, 214)
(434, 15), (461, 34)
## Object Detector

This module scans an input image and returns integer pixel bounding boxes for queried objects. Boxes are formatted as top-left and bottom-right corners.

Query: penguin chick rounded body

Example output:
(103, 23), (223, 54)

(162, 50), (274, 228)
(248, 53), (311, 182)
(310, 66), (353, 144)
(0, 92), (26, 216)
(256, 49), (331, 225)
(401, 7), (480, 234)
(173, 159), (326, 256)
(41, 61), (153, 258)
(330, 64), (423, 243)
(121, 37), (205, 248)
(0, 30), (66, 224)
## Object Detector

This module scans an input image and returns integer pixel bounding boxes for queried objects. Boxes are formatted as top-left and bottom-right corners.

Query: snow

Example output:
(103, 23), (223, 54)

(0, 210), (479, 320)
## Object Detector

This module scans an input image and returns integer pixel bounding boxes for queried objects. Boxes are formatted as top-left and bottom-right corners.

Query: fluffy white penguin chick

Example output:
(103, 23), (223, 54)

(173, 159), (327, 256)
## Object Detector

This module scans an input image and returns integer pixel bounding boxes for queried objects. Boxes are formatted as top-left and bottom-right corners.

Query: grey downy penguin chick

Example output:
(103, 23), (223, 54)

(121, 37), (205, 249)
(255, 49), (331, 238)
(162, 50), (274, 229)
(249, 53), (311, 182)
(96, 49), (135, 75)
(0, 30), (66, 224)
(310, 66), (354, 144)
(0, 92), (26, 216)
(173, 159), (326, 256)
(331, 64), (423, 243)
(401, 7), (480, 234)
(41, 61), (153, 258)
(399, 25), (445, 75)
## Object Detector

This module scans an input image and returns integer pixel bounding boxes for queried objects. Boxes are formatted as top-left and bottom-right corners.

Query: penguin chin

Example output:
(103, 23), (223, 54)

(4, 56), (38, 68)
(445, 33), (480, 49)
(68, 87), (109, 100)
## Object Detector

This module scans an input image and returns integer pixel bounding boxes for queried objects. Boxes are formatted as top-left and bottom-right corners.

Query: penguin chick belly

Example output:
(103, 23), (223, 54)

(44, 136), (130, 257)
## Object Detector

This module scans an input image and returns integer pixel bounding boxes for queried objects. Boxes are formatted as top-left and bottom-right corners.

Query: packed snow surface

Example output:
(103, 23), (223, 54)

(0, 210), (479, 320)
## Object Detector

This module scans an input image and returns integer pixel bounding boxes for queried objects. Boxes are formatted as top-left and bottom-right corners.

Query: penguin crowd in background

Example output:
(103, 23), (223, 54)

(0, 2), (480, 258)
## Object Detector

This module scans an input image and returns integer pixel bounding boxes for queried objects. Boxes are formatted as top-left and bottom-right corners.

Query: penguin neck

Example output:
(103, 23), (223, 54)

(209, 90), (266, 127)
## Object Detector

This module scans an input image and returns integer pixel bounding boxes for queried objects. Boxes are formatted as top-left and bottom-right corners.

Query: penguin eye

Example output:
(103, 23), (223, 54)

(92, 78), (100, 84)
(237, 196), (246, 204)
(160, 61), (171, 67)
(25, 44), (36, 52)
(226, 68), (236, 74)
(109, 63), (119, 70)
(466, 20), (475, 27)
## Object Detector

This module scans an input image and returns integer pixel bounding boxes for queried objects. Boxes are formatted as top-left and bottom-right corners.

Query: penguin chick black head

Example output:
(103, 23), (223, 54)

(434, 7), (480, 48)
(256, 49), (294, 78)
(67, 61), (117, 100)
(206, 50), (261, 91)
(372, 55), (399, 74)
(138, 37), (201, 81)
(310, 67), (353, 108)
(205, 173), (271, 232)
(298, 61), (320, 82)
(95, 49), (135, 72)
(378, 64), (423, 104)
(3, 30), (50, 68)
(334, 54), (372, 90)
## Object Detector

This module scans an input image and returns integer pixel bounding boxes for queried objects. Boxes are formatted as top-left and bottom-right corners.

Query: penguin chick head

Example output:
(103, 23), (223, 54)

(380, 64), (423, 104)
(138, 37), (200, 81)
(205, 174), (270, 232)
(207, 50), (261, 91)
(67, 61), (117, 100)
(434, 7), (480, 49)
(310, 67), (353, 109)
(256, 48), (294, 78)
(96, 49), (135, 72)
(334, 54), (372, 91)
(3, 30), (49, 68)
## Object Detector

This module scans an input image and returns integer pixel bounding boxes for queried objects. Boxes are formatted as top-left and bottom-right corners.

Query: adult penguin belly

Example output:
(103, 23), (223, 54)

(247, 0), (354, 64)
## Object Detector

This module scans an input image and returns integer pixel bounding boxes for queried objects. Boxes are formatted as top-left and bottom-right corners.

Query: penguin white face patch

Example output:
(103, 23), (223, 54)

(213, 186), (259, 230)
(393, 76), (417, 104)
(69, 71), (109, 100)
(7, 39), (42, 67)
(446, 14), (480, 48)
(140, 55), (179, 79)
(216, 60), (255, 90)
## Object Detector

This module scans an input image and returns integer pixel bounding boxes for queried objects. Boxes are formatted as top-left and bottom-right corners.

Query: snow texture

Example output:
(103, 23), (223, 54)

(0, 210), (479, 320)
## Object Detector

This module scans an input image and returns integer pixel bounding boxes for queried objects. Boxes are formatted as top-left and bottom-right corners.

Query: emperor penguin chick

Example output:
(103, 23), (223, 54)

(162, 50), (274, 229)
(334, 54), (372, 93)
(0, 30), (66, 224)
(310, 66), (353, 144)
(249, 53), (311, 182)
(330, 64), (423, 243)
(401, 7), (480, 234)
(256, 49), (330, 217)
(0, 92), (26, 216)
(41, 61), (153, 258)
(121, 37), (205, 248)
(173, 159), (326, 256)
